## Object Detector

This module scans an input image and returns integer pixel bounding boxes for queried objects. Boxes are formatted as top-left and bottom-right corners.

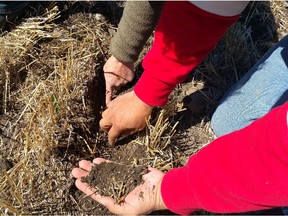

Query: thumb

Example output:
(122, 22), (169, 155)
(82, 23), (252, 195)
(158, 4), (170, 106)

(104, 202), (132, 215)
(92, 195), (124, 214)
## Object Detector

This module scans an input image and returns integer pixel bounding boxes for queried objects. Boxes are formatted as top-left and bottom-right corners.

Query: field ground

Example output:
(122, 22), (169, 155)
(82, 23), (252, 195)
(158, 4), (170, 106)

(0, 1), (287, 215)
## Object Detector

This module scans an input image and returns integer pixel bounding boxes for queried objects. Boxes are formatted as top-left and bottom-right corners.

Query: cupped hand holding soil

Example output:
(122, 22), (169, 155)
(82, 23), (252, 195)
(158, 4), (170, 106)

(71, 158), (167, 215)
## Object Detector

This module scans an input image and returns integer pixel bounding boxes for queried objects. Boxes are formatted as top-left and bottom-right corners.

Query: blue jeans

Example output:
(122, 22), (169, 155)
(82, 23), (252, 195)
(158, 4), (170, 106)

(211, 34), (288, 136)
(211, 35), (288, 214)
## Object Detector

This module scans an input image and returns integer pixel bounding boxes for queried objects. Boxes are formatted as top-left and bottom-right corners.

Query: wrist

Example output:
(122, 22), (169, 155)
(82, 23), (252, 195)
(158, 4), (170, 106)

(132, 90), (153, 112)
(110, 55), (134, 68)
(104, 55), (135, 83)
(134, 71), (173, 107)
(154, 175), (167, 211)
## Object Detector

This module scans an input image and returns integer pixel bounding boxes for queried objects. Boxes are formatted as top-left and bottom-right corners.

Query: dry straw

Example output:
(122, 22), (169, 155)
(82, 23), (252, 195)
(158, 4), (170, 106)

(0, 6), (61, 213)
(0, 3), (113, 213)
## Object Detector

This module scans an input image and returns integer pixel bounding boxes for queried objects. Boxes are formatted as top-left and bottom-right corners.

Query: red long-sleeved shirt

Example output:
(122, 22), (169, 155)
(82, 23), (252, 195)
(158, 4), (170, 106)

(134, 2), (239, 106)
(161, 102), (288, 215)
(130, 3), (288, 213)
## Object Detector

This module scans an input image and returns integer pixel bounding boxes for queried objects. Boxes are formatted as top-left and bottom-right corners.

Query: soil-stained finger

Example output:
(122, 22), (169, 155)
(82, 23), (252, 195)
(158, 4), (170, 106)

(93, 158), (110, 164)
(76, 179), (116, 208)
(79, 160), (94, 172)
(75, 179), (101, 200)
(71, 167), (88, 178)
(105, 86), (113, 106)
(118, 129), (136, 140)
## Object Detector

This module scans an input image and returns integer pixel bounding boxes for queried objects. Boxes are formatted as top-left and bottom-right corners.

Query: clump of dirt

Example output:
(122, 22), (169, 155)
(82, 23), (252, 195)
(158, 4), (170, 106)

(100, 140), (149, 163)
(82, 162), (148, 204)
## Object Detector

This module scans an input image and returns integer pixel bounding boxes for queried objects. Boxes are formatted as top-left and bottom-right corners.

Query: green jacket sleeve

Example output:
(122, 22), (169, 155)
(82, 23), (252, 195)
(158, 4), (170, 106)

(110, 1), (165, 63)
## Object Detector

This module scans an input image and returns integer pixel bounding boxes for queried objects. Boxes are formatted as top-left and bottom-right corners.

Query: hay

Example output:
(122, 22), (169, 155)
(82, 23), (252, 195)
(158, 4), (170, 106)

(0, 3), (113, 214)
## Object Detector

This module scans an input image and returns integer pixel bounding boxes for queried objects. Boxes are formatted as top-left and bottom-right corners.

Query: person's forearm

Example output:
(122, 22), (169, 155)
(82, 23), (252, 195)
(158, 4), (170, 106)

(110, 1), (164, 63)
(161, 102), (288, 214)
(134, 1), (241, 107)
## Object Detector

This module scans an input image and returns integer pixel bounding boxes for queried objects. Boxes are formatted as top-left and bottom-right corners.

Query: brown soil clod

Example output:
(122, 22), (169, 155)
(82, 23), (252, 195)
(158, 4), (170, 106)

(81, 161), (148, 204)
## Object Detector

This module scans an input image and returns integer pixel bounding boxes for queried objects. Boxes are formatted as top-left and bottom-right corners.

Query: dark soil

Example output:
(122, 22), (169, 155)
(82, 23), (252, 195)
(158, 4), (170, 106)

(82, 162), (148, 203)
(82, 141), (150, 204)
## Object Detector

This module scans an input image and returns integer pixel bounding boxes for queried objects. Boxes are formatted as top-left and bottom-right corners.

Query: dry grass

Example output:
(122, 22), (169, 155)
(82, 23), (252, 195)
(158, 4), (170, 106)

(266, 1), (287, 39)
(0, 1), (287, 214)
(0, 6), (62, 214)
(0, 3), (114, 213)
(132, 104), (179, 172)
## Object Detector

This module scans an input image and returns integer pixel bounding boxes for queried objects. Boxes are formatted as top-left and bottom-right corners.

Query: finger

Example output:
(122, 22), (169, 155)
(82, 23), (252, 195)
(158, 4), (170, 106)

(142, 168), (156, 181)
(101, 106), (112, 118)
(96, 196), (117, 209)
(75, 179), (116, 207)
(108, 126), (122, 146)
(118, 129), (136, 140)
(99, 117), (112, 133)
(106, 95), (111, 106)
(75, 179), (101, 200)
(104, 201), (135, 215)
(78, 160), (94, 172)
(71, 167), (89, 179)
(105, 85), (113, 106)
(142, 167), (164, 183)
(92, 158), (110, 164)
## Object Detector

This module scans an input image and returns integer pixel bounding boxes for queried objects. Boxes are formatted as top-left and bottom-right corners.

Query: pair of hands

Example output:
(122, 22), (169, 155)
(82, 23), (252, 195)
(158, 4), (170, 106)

(71, 158), (167, 215)
(72, 57), (165, 214)
(101, 55), (153, 145)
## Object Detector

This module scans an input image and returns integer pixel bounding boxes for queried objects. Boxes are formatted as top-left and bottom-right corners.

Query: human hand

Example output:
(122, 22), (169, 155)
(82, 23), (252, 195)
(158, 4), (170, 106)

(99, 90), (153, 146)
(103, 55), (134, 105)
(71, 158), (167, 215)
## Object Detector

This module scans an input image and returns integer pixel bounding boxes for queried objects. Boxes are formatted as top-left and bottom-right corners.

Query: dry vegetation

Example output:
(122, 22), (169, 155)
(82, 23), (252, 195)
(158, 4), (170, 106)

(0, 1), (287, 215)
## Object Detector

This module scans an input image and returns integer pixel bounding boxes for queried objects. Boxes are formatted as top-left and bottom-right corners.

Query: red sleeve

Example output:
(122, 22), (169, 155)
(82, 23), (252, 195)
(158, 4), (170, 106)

(161, 102), (288, 215)
(134, 1), (239, 107)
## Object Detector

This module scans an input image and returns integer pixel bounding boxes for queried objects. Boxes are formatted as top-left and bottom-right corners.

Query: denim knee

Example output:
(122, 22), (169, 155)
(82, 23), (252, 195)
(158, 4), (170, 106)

(211, 35), (288, 137)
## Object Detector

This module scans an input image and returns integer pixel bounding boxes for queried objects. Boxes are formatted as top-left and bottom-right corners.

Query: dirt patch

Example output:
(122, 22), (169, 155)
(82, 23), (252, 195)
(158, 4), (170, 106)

(82, 162), (148, 203)
(84, 141), (150, 202)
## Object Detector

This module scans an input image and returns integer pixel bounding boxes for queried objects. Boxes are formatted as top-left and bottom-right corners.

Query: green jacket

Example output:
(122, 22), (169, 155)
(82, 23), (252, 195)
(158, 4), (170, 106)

(110, 1), (164, 63)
